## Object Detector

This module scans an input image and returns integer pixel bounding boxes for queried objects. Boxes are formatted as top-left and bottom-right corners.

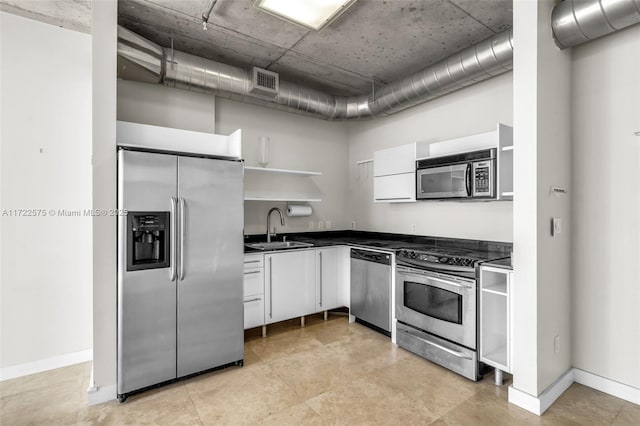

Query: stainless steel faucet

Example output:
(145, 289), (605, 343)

(266, 207), (285, 242)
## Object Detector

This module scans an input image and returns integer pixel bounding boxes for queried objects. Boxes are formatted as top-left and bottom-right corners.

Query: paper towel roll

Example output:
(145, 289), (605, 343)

(286, 205), (312, 217)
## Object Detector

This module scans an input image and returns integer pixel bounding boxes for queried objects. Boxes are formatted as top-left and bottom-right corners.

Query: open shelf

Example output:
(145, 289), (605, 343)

(483, 345), (508, 369)
(482, 287), (508, 297)
(244, 166), (322, 176)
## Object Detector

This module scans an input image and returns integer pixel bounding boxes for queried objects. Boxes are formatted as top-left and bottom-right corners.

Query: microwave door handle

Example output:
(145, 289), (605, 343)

(465, 163), (471, 196)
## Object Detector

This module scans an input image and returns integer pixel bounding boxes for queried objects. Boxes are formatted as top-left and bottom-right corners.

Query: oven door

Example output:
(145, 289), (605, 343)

(396, 266), (476, 349)
(417, 163), (470, 199)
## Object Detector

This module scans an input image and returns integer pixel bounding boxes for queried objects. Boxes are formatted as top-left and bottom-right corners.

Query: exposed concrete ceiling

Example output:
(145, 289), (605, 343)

(0, 0), (91, 33)
(0, 0), (513, 98)
(118, 0), (512, 96)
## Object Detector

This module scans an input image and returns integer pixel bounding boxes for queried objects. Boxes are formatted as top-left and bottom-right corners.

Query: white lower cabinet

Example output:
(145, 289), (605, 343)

(243, 295), (265, 329)
(243, 254), (265, 330)
(264, 250), (316, 325)
(479, 265), (513, 376)
(315, 247), (342, 312)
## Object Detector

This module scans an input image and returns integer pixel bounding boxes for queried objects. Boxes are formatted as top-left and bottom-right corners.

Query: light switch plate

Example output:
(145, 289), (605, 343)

(551, 217), (561, 236)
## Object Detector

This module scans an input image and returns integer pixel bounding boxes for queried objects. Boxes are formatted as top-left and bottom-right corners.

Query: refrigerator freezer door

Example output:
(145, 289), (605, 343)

(118, 150), (178, 395)
(176, 157), (244, 377)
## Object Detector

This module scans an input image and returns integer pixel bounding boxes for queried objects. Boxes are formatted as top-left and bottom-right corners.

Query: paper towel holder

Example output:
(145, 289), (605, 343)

(286, 203), (312, 217)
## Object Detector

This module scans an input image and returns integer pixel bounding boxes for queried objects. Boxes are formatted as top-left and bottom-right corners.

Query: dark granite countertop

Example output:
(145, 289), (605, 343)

(480, 256), (513, 270)
(244, 230), (512, 262)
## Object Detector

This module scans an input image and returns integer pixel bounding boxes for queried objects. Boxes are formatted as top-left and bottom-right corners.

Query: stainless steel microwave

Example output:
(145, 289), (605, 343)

(416, 148), (496, 200)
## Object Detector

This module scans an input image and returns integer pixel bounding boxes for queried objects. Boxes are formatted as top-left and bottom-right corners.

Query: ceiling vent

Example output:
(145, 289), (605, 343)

(249, 67), (279, 98)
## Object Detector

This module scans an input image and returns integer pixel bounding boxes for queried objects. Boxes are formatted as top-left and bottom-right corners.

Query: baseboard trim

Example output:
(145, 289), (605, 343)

(0, 349), (93, 381)
(508, 386), (542, 415)
(508, 369), (575, 415)
(574, 368), (640, 405)
(87, 383), (117, 405)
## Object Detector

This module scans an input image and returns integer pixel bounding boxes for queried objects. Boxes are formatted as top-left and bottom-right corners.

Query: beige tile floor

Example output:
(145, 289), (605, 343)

(1, 314), (638, 425)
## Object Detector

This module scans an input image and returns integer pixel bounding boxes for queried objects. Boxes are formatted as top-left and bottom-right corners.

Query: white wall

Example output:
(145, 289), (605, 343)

(511, 0), (572, 400)
(117, 80), (216, 133)
(91, 0), (118, 402)
(571, 25), (640, 389)
(0, 12), (92, 377)
(347, 73), (513, 242)
(215, 98), (350, 235)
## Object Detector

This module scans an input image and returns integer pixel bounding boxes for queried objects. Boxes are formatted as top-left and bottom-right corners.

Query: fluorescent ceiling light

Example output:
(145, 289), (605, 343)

(255, 0), (357, 31)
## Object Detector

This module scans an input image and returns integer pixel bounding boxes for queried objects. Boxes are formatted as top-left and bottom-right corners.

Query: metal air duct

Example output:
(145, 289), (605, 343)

(117, 26), (513, 120)
(552, 0), (640, 49)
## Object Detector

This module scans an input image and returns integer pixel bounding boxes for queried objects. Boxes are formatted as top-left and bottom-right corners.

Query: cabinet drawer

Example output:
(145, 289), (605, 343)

(243, 268), (264, 297)
(244, 254), (264, 269)
(374, 173), (416, 203)
(243, 295), (264, 330)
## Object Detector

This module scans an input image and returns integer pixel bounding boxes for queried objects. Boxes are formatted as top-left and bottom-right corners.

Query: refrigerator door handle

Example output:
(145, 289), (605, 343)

(170, 197), (178, 281)
(179, 197), (186, 281)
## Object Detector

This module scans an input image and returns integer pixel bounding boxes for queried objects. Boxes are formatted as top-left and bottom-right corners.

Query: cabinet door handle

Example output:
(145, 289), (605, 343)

(268, 256), (273, 319)
(244, 260), (261, 264)
(243, 270), (261, 275)
(244, 297), (262, 303)
(319, 251), (323, 307)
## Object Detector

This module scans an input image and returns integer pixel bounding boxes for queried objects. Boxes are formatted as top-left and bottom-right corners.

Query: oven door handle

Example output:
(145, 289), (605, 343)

(399, 329), (472, 360)
(398, 269), (473, 289)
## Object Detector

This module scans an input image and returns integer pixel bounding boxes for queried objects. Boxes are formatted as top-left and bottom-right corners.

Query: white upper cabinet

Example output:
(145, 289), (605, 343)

(374, 143), (416, 177)
(373, 143), (416, 203)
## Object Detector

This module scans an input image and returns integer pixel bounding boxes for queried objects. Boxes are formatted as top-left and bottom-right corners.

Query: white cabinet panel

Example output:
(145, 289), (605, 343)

(243, 268), (264, 297)
(374, 173), (415, 203)
(265, 250), (316, 324)
(316, 247), (341, 312)
(243, 295), (265, 330)
(243, 253), (265, 329)
(243, 253), (264, 269)
(479, 266), (512, 373)
(373, 143), (416, 176)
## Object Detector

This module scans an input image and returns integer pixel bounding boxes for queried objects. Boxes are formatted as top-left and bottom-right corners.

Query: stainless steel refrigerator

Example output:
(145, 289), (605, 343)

(117, 148), (244, 401)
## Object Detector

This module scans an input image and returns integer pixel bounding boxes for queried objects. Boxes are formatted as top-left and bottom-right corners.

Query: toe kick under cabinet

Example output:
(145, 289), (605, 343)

(479, 265), (513, 378)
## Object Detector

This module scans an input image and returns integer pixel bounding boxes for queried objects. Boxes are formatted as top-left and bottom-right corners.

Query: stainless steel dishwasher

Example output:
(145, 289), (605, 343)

(350, 248), (392, 336)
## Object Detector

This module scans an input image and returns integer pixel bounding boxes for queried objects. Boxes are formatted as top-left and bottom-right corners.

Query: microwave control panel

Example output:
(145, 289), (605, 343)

(472, 160), (493, 197)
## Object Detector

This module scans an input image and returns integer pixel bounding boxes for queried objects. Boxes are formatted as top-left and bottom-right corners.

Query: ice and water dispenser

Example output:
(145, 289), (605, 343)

(126, 212), (170, 271)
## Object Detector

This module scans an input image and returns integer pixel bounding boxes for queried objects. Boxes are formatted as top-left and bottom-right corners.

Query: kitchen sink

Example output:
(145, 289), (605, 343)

(245, 241), (314, 251)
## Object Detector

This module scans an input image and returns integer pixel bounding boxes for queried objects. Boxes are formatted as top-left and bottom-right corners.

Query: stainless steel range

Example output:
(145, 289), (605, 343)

(395, 247), (490, 381)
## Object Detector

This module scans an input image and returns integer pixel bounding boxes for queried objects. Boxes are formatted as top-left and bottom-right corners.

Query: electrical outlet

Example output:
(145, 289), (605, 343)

(554, 335), (560, 353)
(325, 220), (331, 230)
(351, 221), (356, 230)
(551, 217), (561, 236)
(411, 224), (416, 233)
(318, 220), (325, 230)
(309, 221), (315, 231)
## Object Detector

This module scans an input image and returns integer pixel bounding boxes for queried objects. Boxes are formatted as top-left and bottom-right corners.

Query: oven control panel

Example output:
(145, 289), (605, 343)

(396, 250), (475, 268)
